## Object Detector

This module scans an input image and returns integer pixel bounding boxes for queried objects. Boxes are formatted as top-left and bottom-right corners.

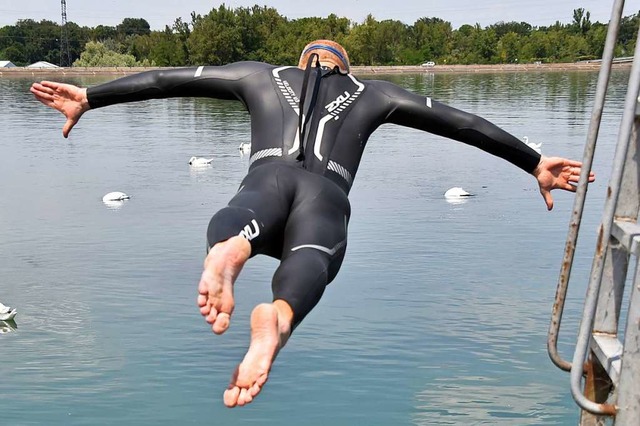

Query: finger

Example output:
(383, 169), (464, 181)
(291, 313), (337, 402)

(541, 190), (554, 210)
(62, 118), (76, 138)
(33, 96), (54, 108)
(33, 91), (56, 102)
(31, 83), (53, 93)
(40, 81), (61, 90)
(35, 84), (55, 95)
(568, 174), (580, 183)
(563, 183), (577, 192)
(30, 85), (54, 100)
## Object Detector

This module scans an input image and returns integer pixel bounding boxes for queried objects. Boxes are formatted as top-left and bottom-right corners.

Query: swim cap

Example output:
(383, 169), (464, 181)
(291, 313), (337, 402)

(298, 40), (350, 74)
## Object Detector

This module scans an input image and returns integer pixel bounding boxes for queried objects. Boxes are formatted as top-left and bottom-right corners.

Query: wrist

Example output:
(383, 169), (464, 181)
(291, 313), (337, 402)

(80, 88), (90, 111)
(532, 155), (546, 177)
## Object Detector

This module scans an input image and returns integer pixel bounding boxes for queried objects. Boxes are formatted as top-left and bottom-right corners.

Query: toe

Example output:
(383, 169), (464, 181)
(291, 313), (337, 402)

(238, 388), (252, 405)
(249, 382), (261, 397)
(205, 308), (218, 324)
(197, 276), (209, 295)
(197, 294), (208, 308)
(212, 312), (231, 334)
(223, 387), (240, 407)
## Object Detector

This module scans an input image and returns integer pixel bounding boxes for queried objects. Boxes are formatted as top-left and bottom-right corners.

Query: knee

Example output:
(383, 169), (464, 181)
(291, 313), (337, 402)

(272, 251), (331, 327)
(273, 252), (329, 288)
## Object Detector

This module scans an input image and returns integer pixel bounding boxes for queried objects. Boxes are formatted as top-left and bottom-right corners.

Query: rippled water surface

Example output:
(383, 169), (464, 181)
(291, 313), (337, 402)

(0, 69), (630, 425)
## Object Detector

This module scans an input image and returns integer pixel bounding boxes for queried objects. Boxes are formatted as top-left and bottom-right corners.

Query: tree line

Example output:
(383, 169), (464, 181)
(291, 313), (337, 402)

(0, 5), (638, 67)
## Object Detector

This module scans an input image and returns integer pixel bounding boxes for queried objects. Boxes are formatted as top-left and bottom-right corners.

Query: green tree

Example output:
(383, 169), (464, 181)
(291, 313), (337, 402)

(143, 26), (188, 66)
(496, 32), (520, 63)
(520, 31), (550, 62)
(450, 24), (492, 64)
(618, 11), (639, 55)
(92, 25), (117, 41)
(571, 8), (592, 35)
(488, 21), (532, 38)
(187, 5), (243, 65)
(344, 15), (380, 65)
(235, 5), (288, 62)
(172, 17), (191, 64)
(73, 40), (150, 66)
(585, 23), (608, 59)
(116, 18), (151, 37)
(1, 19), (62, 65)
(414, 17), (453, 62)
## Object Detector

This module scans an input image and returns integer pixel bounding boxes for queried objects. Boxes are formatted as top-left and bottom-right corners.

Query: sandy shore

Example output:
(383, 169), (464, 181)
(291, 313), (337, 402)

(1, 62), (630, 77)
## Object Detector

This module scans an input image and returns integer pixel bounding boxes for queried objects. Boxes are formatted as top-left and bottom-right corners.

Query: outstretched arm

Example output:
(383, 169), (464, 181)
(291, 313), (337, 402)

(30, 62), (271, 138)
(372, 80), (595, 210)
(30, 81), (89, 138)
(533, 156), (595, 210)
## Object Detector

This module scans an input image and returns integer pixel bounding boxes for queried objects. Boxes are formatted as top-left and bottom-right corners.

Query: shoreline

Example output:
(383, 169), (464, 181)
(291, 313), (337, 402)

(1, 62), (630, 77)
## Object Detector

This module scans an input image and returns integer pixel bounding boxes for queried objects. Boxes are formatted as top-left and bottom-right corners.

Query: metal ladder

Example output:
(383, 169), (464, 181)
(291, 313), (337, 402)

(547, 0), (640, 423)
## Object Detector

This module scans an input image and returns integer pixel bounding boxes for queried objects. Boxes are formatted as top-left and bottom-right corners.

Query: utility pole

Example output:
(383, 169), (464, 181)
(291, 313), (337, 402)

(60, 0), (71, 67)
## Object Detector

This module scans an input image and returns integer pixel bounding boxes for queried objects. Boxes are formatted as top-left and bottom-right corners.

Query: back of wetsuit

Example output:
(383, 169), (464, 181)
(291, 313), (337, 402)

(245, 65), (380, 192)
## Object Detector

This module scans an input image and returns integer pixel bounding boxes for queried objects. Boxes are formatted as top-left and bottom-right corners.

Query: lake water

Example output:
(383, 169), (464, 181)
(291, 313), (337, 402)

(0, 69), (630, 425)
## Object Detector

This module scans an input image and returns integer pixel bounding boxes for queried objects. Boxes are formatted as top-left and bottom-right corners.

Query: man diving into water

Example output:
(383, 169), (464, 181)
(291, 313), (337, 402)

(30, 39), (595, 408)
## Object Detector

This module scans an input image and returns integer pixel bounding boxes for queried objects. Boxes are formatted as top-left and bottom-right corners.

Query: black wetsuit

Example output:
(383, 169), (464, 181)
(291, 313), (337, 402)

(87, 61), (541, 326)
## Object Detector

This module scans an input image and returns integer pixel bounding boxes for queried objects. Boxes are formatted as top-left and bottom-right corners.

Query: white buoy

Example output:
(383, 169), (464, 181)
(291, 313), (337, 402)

(102, 191), (130, 202)
(238, 142), (251, 154)
(444, 187), (473, 198)
(189, 156), (213, 166)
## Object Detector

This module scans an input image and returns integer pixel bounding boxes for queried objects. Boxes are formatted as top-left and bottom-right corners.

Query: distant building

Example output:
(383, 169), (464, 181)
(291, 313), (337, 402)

(0, 60), (16, 68)
(27, 61), (60, 68)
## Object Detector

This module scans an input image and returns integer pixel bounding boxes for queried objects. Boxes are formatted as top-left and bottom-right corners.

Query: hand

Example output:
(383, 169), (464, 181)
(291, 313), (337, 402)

(533, 155), (596, 210)
(30, 81), (90, 138)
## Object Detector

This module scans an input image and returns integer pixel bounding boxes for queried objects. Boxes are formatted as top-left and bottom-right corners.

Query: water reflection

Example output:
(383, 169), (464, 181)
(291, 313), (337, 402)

(445, 197), (471, 206)
(414, 376), (567, 425)
(188, 163), (213, 181)
(0, 319), (18, 334)
(102, 199), (128, 210)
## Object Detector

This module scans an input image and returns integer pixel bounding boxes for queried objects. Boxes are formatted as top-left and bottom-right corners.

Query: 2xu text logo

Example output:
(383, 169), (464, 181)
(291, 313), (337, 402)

(239, 219), (260, 241)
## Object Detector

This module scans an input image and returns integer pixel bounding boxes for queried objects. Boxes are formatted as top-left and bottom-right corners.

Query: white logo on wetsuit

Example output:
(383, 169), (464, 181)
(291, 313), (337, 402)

(282, 80), (300, 103)
(325, 91), (351, 113)
(239, 219), (260, 241)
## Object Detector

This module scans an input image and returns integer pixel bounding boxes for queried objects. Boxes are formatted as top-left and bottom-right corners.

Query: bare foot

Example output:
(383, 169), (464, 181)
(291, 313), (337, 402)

(197, 236), (251, 334)
(223, 302), (292, 407)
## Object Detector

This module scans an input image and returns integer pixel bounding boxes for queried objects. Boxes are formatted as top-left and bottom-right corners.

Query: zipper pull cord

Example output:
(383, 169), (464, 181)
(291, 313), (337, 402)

(297, 53), (322, 162)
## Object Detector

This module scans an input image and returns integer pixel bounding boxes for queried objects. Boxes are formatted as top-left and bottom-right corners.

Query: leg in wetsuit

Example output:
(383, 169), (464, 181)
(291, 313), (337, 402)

(207, 162), (351, 328)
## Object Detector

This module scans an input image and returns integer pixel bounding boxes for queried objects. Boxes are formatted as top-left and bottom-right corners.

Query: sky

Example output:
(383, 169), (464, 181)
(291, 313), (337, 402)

(0, 1), (628, 30)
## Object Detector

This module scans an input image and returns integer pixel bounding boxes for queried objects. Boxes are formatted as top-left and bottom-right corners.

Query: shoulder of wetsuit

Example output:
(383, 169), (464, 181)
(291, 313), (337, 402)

(219, 61), (279, 79)
(362, 79), (409, 97)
